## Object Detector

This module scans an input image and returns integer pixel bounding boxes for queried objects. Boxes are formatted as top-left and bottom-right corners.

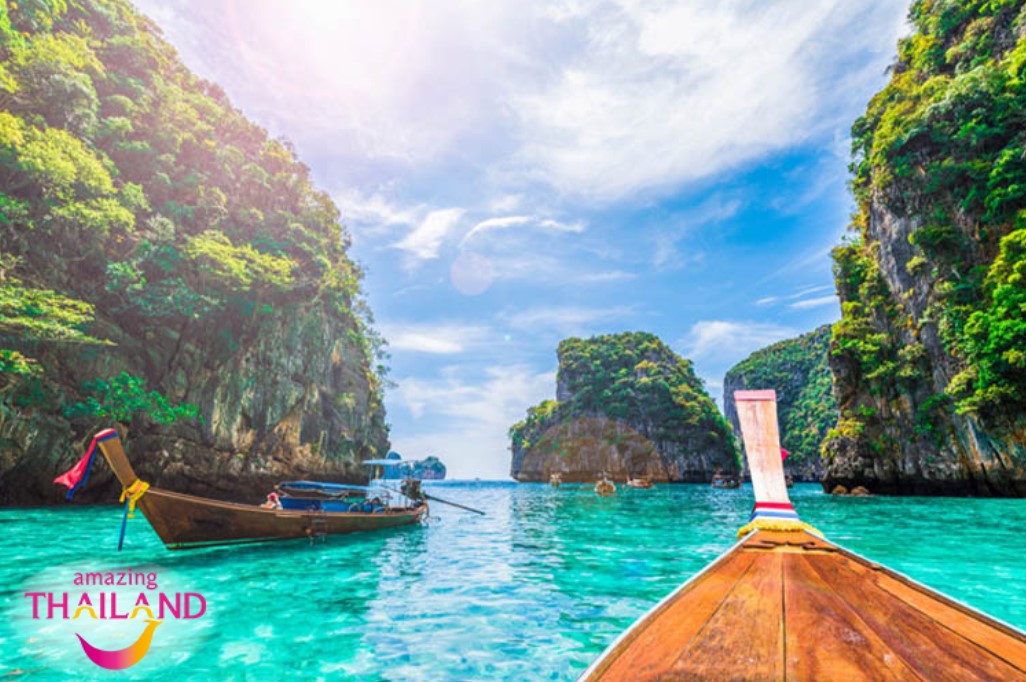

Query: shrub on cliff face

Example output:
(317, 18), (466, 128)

(951, 225), (1026, 413)
(64, 371), (199, 426)
(508, 399), (559, 451)
(837, 0), (1026, 430)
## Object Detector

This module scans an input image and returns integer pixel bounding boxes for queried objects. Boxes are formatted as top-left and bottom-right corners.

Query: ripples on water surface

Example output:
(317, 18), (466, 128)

(2, 482), (1025, 680)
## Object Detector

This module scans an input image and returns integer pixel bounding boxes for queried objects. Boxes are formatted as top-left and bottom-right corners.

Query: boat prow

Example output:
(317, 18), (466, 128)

(579, 390), (1026, 681)
(83, 430), (427, 550)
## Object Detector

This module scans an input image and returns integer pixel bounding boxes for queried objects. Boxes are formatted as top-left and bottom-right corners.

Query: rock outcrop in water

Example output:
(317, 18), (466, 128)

(382, 452), (447, 480)
(410, 456), (447, 480)
(509, 332), (737, 482)
(0, 0), (387, 505)
(823, 1), (1026, 496)
(723, 326), (835, 481)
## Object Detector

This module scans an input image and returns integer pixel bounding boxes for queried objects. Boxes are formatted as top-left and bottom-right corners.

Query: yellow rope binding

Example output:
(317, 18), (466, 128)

(119, 479), (150, 518)
(736, 518), (823, 539)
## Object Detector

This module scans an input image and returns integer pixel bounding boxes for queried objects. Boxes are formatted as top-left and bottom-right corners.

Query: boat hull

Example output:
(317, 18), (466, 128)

(136, 488), (427, 549)
(579, 529), (1026, 681)
(89, 429), (427, 550)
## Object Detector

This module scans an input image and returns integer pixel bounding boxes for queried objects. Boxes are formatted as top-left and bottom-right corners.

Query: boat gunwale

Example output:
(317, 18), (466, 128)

(143, 486), (428, 519)
(826, 533), (1026, 645)
(577, 527), (1026, 680)
(576, 531), (756, 680)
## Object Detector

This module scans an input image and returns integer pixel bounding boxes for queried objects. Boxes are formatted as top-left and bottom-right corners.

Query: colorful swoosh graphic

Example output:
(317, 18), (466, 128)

(76, 619), (162, 670)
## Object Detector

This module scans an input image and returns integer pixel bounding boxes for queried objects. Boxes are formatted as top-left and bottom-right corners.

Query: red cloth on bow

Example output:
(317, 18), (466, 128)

(54, 436), (100, 499)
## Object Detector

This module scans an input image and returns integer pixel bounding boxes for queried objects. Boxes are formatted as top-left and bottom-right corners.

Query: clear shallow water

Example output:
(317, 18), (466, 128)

(2, 482), (1025, 681)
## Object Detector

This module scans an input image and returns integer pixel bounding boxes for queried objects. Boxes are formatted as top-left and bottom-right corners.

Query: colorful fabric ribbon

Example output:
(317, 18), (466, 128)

(119, 479), (150, 518)
(53, 430), (118, 500)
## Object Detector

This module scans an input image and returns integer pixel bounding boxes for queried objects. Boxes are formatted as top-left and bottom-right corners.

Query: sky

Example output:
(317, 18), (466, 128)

(134, 0), (910, 479)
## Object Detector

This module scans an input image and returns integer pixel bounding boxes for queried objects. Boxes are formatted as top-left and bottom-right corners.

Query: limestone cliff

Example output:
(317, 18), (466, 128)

(823, 1), (1026, 496)
(410, 457), (446, 481)
(0, 0), (387, 505)
(723, 326), (835, 482)
(509, 332), (737, 482)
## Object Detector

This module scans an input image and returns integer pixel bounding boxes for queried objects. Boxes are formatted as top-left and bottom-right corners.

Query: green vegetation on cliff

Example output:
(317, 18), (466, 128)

(724, 326), (835, 468)
(510, 332), (734, 463)
(833, 0), (1026, 437)
(0, 0), (386, 473)
(409, 456), (446, 480)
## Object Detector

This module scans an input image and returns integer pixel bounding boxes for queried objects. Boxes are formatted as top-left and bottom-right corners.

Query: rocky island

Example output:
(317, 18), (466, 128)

(509, 332), (737, 483)
(822, 1), (1026, 496)
(723, 325), (836, 481)
(381, 452), (447, 480)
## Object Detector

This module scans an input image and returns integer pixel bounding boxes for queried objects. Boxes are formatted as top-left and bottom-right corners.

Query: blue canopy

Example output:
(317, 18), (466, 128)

(278, 480), (370, 492)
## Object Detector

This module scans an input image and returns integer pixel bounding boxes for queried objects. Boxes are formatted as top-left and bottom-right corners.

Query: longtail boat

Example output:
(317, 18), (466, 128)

(625, 475), (653, 489)
(710, 472), (739, 489)
(595, 472), (616, 497)
(58, 429), (428, 550)
(579, 390), (1026, 681)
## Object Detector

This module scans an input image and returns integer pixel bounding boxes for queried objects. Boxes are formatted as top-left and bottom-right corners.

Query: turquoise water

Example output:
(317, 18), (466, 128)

(2, 482), (1025, 680)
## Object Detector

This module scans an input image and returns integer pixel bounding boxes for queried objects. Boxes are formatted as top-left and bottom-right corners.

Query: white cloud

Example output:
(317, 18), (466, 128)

(761, 244), (837, 282)
(648, 194), (741, 270)
(512, 0), (907, 200)
(681, 319), (800, 406)
(499, 305), (635, 336)
(577, 270), (636, 283)
(138, 0), (907, 201)
(465, 215), (533, 238)
(682, 320), (797, 364)
(538, 218), (585, 233)
(789, 285), (833, 300)
(379, 322), (492, 355)
(489, 194), (524, 212)
(336, 189), (422, 232)
(392, 208), (465, 260)
(789, 295), (838, 310)
(389, 365), (555, 478)
(461, 215), (585, 246)
(754, 285), (835, 309)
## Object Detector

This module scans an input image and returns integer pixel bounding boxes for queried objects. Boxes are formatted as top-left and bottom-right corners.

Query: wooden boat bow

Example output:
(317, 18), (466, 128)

(578, 390), (1026, 681)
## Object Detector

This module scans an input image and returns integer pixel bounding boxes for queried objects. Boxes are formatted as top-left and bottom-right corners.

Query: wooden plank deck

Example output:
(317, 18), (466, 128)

(581, 529), (1026, 681)
(579, 391), (1026, 682)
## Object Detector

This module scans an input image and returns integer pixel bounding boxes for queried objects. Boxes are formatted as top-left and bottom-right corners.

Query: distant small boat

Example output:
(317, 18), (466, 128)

(710, 472), (739, 489)
(578, 390), (1026, 681)
(61, 430), (428, 550)
(550, 472), (563, 488)
(595, 473), (616, 496)
(625, 476), (652, 489)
